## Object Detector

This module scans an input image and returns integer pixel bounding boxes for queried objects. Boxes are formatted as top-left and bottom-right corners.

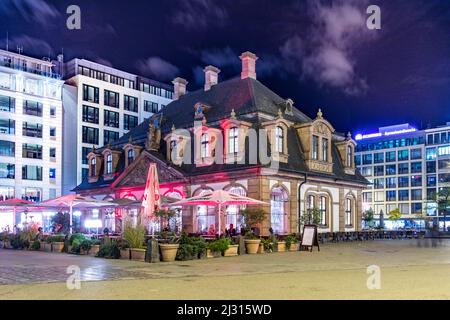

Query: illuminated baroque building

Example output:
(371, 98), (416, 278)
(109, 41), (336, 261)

(74, 51), (368, 236)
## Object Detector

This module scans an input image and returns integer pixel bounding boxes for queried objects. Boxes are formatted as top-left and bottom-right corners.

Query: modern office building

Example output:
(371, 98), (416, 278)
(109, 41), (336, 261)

(0, 49), (64, 205)
(60, 58), (173, 194)
(355, 122), (450, 229)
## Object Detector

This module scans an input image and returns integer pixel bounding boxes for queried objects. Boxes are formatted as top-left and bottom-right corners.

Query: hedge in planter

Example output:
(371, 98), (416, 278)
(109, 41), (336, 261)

(176, 234), (207, 261)
(208, 238), (230, 257)
(96, 242), (120, 259)
(285, 234), (300, 251)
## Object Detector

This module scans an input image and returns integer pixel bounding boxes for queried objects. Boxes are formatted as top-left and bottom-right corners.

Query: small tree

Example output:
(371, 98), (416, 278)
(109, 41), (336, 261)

(240, 208), (267, 232)
(362, 208), (375, 228)
(388, 208), (402, 230)
(300, 207), (322, 226)
(155, 209), (177, 231)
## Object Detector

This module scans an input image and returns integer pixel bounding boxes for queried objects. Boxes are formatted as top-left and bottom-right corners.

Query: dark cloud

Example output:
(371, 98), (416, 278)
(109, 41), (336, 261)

(136, 57), (180, 81)
(279, 0), (376, 95)
(172, 0), (229, 30)
(0, 0), (60, 25)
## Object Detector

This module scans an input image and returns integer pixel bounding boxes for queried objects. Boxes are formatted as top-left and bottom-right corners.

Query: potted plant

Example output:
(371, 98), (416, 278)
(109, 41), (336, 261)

(123, 221), (146, 262)
(159, 232), (180, 262)
(259, 238), (274, 253)
(240, 208), (267, 254)
(275, 237), (286, 252)
(223, 237), (239, 257)
(43, 236), (53, 252)
(176, 234), (206, 261)
(207, 238), (229, 258)
(68, 233), (85, 253)
(117, 239), (131, 260)
(50, 235), (66, 252)
(285, 234), (299, 251)
(30, 240), (41, 251)
(89, 239), (101, 256)
(80, 239), (93, 255)
(96, 242), (120, 259)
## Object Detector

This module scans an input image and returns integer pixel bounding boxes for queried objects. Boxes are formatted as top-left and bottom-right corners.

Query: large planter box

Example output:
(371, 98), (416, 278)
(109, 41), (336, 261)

(276, 241), (286, 252)
(245, 239), (261, 254)
(159, 244), (179, 262)
(0, 240), (3, 249)
(223, 245), (239, 257)
(3, 240), (11, 249)
(120, 248), (130, 260)
(52, 242), (65, 253)
(39, 241), (46, 251)
(288, 242), (300, 251)
(89, 245), (100, 256)
(43, 242), (52, 252)
(130, 248), (146, 262)
(207, 249), (220, 258)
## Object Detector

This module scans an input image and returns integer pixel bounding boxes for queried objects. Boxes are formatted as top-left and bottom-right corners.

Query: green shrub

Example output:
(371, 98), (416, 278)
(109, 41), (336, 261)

(10, 234), (27, 249)
(97, 243), (120, 259)
(31, 240), (40, 251)
(69, 233), (86, 245)
(46, 235), (65, 243)
(261, 238), (274, 252)
(208, 238), (230, 254)
(176, 234), (207, 260)
(284, 234), (299, 249)
(80, 239), (93, 252)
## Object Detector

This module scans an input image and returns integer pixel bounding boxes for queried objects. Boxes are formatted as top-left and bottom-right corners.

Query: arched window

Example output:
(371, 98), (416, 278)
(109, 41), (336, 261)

(319, 196), (327, 225)
(275, 126), (284, 153)
(225, 186), (246, 232)
(127, 148), (135, 165)
(201, 133), (209, 159)
(271, 186), (288, 234)
(346, 145), (352, 167)
(195, 189), (215, 234)
(228, 127), (238, 154)
(345, 197), (353, 226)
(90, 157), (96, 177)
(164, 191), (183, 233)
(106, 153), (113, 174)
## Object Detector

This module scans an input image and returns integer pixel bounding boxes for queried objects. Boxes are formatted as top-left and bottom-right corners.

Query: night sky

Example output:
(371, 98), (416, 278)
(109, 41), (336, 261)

(1, 0), (449, 135)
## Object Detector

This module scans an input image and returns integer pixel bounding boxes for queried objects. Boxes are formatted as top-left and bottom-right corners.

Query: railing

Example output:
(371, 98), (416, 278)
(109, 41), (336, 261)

(0, 60), (61, 79)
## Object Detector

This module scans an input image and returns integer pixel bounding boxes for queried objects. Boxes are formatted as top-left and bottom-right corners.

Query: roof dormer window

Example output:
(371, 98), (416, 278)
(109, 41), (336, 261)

(228, 127), (239, 154)
(127, 148), (135, 165)
(106, 153), (113, 175)
(90, 157), (96, 177)
(201, 133), (210, 159)
(275, 126), (284, 153)
(312, 135), (319, 160)
(346, 145), (352, 167)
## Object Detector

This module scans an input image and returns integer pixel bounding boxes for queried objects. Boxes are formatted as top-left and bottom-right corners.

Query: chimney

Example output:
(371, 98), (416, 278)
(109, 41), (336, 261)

(172, 77), (188, 100)
(239, 51), (258, 80)
(204, 65), (220, 91)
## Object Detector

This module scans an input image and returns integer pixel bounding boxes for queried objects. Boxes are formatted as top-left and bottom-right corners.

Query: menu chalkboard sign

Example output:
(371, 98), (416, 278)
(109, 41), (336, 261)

(301, 225), (320, 252)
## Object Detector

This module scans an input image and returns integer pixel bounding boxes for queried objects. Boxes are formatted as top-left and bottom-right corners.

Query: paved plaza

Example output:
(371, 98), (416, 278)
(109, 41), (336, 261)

(1, 239), (450, 299)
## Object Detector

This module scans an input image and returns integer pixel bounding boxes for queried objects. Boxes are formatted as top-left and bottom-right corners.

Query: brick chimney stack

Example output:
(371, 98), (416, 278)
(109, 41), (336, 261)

(172, 77), (188, 100)
(239, 51), (258, 80)
(204, 65), (220, 91)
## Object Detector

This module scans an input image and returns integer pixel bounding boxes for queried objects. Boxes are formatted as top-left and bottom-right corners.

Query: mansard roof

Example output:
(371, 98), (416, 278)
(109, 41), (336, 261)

(74, 76), (368, 192)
